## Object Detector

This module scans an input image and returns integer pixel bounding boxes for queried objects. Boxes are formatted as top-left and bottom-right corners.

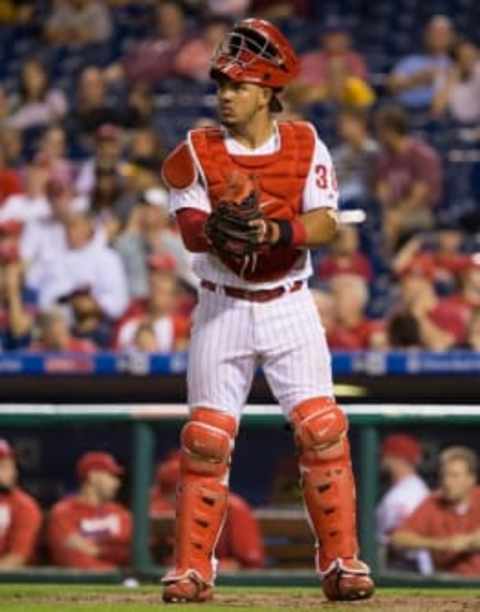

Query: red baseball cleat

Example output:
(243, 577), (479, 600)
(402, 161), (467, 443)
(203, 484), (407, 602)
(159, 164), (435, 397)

(162, 576), (214, 604)
(322, 558), (375, 602)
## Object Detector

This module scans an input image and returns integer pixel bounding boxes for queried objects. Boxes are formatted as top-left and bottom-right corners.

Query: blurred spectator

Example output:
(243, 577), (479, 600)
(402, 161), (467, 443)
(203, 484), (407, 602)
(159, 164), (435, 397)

(332, 107), (379, 205)
(150, 451), (265, 570)
(393, 446), (480, 576)
(397, 273), (467, 350)
(317, 225), (372, 283)
(106, 2), (188, 86)
(30, 308), (96, 353)
(377, 434), (432, 575)
(0, 128), (23, 170)
(59, 287), (114, 349)
(90, 163), (124, 233)
(68, 67), (121, 139)
(251, 0), (310, 19)
(459, 309), (480, 351)
(115, 255), (189, 351)
(0, 226), (35, 350)
(175, 16), (231, 82)
(432, 39), (480, 124)
(38, 126), (76, 185)
(47, 451), (131, 570)
(327, 275), (386, 349)
(121, 83), (155, 129)
(20, 179), (88, 293)
(387, 312), (422, 349)
(436, 259), (480, 342)
(388, 15), (454, 110)
(0, 155), (55, 224)
(375, 106), (442, 249)
(0, 0), (35, 25)
(45, 0), (112, 47)
(32, 213), (129, 319)
(132, 321), (158, 352)
(393, 226), (469, 293)
(76, 124), (124, 196)
(0, 439), (42, 569)
(311, 288), (336, 337)
(0, 145), (22, 205)
(129, 129), (165, 164)
(115, 188), (194, 298)
(7, 59), (67, 131)
(206, 0), (250, 19)
(294, 22), (373, 108)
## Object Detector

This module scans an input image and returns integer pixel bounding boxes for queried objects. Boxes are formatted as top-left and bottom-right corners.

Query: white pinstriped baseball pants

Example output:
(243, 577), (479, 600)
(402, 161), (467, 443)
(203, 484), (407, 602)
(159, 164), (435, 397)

(187, 285), (334, 420)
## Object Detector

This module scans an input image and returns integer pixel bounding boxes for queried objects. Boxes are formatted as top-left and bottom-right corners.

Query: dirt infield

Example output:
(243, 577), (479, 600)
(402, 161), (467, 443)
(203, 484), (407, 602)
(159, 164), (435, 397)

(2, 587), (480, 612)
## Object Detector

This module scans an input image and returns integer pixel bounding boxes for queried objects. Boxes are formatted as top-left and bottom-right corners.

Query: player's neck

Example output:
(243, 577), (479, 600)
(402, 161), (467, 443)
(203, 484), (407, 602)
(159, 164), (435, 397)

(228, 113), (275, 150)
(79, 485), (102, 506)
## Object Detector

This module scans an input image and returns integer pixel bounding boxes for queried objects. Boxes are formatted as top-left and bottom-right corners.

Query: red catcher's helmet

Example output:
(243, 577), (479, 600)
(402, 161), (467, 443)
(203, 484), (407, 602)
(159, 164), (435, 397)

(210, 18), (300, 89)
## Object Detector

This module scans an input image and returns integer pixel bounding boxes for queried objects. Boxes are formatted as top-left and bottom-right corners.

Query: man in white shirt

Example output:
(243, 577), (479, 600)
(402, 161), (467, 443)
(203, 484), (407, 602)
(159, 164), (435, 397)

(376, 434), (433, 574)
(31, 213), (129, 320)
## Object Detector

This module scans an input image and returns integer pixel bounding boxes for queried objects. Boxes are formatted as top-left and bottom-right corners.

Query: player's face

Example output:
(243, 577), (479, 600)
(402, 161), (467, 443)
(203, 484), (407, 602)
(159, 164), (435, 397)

(90, 470), (121, 502)
(216, 77), (269, 128)
(440, 459), (475, 503)
(0, 458), (17, 490)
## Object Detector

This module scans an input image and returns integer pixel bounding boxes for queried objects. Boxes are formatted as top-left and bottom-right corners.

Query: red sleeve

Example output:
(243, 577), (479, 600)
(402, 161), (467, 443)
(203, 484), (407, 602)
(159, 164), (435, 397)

(225, 496), (265, 568)
(396, 497), (433, 537)
(176, 208), (210, 253)
(8, 494), (42, 561)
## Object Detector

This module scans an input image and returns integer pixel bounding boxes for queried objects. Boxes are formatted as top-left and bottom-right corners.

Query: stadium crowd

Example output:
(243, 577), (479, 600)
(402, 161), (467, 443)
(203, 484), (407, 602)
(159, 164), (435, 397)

(0, 1), (480, 354)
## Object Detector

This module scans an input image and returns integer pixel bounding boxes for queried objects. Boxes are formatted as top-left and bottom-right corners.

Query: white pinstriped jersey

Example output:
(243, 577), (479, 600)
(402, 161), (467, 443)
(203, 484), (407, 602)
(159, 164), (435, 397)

(168, 122), (338, 290)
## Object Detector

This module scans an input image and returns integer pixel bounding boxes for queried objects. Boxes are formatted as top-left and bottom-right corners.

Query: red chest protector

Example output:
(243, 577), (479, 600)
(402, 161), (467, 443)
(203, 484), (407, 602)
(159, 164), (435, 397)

(193, 121), (315, 282)
(164, 121), (315, 282)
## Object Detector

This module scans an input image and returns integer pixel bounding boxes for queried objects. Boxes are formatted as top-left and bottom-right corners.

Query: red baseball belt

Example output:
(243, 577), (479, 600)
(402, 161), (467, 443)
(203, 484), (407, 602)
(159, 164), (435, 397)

(200, 279), (303, 303)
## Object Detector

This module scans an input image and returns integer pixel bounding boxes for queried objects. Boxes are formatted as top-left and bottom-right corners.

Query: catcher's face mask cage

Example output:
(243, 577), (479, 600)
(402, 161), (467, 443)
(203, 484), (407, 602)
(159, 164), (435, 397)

(210, 18), (300, 90)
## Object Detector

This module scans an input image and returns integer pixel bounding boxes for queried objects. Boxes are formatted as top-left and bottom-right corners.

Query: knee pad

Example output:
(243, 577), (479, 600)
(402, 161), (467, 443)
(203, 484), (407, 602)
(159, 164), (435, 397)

(181, 408), (237, 477)
(290, 397), (348, 463)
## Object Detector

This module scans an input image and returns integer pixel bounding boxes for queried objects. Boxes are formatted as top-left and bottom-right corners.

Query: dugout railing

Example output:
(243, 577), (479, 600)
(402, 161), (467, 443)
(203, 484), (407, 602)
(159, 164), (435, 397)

(0, 403), (479, 588)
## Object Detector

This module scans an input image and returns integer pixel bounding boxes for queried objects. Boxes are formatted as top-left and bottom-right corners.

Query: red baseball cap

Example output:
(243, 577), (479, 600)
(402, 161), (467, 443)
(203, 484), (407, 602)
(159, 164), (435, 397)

(76, 452), (124, 481)
(156, 451), (181, 494)
(381, 434), (422, 466)
(0, 439), (14, 461)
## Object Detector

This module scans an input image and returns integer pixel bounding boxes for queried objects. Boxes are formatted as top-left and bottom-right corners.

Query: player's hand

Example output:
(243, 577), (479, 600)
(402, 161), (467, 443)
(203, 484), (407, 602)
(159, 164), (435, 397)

(66, 533), (101, 557)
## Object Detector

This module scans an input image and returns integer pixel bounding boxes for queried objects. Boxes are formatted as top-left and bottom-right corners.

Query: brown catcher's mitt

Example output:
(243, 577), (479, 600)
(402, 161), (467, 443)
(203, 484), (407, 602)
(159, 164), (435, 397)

(205, 171), (268, 261)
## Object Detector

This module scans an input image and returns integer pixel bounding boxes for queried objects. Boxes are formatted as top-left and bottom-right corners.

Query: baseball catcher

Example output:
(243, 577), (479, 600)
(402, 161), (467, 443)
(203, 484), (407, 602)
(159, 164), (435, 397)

(161, 17), (375, 605)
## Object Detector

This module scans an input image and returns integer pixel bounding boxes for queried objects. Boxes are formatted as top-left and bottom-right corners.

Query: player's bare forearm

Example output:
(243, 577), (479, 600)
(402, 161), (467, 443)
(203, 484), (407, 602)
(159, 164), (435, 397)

(0, 553), (26, 569)
(299, 207), (338, 247)
(392, 530), (464, 553)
